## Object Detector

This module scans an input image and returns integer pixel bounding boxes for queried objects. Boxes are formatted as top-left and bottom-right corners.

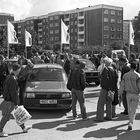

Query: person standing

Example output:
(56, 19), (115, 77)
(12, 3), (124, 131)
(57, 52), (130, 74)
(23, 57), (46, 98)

(0, 63), (32, 137)
(0, 55), (9, 96)
(119, 57), (130, 115)
(67, 60), (87, 120)
(118, 62), (140, 130)
(95, 58), (118, 122)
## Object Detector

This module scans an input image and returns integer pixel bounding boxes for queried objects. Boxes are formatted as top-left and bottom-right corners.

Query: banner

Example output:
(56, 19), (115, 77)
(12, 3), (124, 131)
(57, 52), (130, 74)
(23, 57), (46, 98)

(61, 19), (70, 44)
(129, 21), (134, 45)
(25, 30), (32, 47)
(7, 20), (18, 44)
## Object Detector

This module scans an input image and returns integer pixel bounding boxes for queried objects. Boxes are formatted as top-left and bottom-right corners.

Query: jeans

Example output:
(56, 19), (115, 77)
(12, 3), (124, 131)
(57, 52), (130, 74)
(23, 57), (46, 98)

(126, 93), (139, 125)
(96, 89), (114, 121)
(71, 89), (87, 119)
(0, 101), (25, 132)
(122, 91), (128, 113)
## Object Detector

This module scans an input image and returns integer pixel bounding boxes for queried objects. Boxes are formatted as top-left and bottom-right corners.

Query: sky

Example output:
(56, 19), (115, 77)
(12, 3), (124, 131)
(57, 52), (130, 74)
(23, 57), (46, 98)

(0, 0), (140, 20)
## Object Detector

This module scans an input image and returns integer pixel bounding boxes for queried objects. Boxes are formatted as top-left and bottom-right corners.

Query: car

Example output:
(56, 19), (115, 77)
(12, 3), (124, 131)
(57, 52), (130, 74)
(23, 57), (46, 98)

(78, 58), (100, 86)
(23, 63), (72, 110)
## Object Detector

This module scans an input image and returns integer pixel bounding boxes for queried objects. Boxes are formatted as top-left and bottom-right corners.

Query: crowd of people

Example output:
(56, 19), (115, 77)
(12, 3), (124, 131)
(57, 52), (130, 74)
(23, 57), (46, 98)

(0, 51), (140, 137)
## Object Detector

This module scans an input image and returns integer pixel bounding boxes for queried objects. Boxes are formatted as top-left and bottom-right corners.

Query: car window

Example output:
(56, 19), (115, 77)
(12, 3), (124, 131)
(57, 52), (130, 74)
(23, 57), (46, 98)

(28, 67), (66, 81)
(80, 59), (95, 70)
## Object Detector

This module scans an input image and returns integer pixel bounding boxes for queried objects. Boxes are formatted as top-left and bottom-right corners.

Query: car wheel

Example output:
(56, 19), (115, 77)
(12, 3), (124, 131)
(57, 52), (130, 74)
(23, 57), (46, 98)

(95, 81), (100, 86)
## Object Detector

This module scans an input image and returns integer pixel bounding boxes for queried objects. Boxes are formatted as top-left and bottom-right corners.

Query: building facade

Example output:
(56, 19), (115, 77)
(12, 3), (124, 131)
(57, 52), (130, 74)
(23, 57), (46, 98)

(0, 4), (123, 53)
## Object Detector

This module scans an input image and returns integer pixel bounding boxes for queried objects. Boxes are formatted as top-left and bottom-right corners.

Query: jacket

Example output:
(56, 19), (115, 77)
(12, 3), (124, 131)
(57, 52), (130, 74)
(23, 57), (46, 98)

(67, 68), (86, 91)
(3, 74), (19, 105)
(118, 70), (140, 95)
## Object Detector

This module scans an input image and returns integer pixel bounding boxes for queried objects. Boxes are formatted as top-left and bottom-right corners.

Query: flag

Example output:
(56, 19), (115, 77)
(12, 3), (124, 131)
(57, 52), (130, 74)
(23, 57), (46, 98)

(25, 30), (32, 47)
(61, 19), (70, 44)
(7, 20), (18, 44)
(129, 21), (134, 45)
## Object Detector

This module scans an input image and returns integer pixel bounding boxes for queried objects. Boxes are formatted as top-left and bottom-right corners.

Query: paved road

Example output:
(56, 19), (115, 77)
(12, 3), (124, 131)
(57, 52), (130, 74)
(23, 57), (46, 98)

(0, 85), (140, 140)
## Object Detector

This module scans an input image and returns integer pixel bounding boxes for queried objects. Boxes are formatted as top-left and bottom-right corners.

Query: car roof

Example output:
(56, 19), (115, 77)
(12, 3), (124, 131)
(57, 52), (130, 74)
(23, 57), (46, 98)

(5, 58), (18, 62)
(33, 63), (63, 69)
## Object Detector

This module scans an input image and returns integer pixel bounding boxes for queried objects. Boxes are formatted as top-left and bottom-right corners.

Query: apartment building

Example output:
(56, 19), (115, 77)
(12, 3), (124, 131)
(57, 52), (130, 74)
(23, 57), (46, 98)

(0, 4), (123, 52)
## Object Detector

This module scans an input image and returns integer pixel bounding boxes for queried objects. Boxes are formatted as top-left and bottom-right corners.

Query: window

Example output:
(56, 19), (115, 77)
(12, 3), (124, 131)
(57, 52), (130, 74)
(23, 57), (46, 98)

(54, 16), (59, 20)
(111, 26), (115, 31)
(117, 27), (122, 31)
(111, 10), (115, 15)
(50, 23), (53, 27)
(50, 37), (53, 41)
(75, 28), (77, 32)
(117, 19), (122, 23)
(111, 18), (115, 23)
(111, 34), (115, 39)
(104, 34), (109, 38)
(55, 30), (59, 34)
(75, 21), (77, 25)
(117, 34), (122, 39)
(104, 18), (108, 22)
(54, 23), (59, 27)
(104, 26), (109, 30)
(50, 30), (53, 34)
(71, 21), (73, 25)
(71, 29), (73, 33)
(104, 9), (108, 14)
(55, 36), (59, 41)
(49, 17), (53, 20)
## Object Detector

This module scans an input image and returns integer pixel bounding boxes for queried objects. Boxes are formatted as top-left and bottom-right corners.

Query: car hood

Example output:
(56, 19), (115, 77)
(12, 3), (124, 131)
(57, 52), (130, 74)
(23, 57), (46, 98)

(26, 81), (69, 92)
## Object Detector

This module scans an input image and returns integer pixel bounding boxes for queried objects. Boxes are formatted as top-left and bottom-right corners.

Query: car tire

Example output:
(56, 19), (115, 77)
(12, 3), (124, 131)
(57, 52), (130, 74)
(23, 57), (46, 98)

(95, 81), (100, 86)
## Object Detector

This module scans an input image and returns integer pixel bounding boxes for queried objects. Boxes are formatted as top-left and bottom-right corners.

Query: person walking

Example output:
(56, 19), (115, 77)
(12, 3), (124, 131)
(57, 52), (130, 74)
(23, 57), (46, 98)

(119, 57), (130, 115)
(95, 58), (118, 122)
(67, 60), (87, 120)
(0, 63), (32, 137)
(118, 62), (140, 130)
(0, 55), (9, 96)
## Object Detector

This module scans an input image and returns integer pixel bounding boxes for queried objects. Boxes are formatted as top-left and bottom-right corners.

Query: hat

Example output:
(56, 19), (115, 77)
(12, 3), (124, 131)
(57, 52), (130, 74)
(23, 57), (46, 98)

(12, 63), (21, 71)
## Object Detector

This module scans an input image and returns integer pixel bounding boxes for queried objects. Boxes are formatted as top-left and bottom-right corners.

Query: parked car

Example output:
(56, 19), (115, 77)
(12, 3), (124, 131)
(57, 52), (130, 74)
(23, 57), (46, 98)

(23, 63), (72, 110)
(78, 58), (100, 86)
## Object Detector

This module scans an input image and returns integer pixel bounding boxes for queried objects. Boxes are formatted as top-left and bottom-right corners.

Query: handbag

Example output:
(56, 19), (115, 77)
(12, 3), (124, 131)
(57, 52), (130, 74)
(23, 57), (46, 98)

(12, 105), (32, 125)
(108, 90), (115, 101)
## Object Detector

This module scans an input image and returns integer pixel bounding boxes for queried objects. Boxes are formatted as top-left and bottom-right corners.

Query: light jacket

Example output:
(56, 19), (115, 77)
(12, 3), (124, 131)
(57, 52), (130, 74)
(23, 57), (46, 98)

(118, 70), (140, 95)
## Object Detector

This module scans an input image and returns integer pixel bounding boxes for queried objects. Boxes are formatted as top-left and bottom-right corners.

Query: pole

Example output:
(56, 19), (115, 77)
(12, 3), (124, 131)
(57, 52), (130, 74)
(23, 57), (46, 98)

(7, 20), (9, 59)
(128, 43), (130, 60)
(60, 43), (62, 53)
(7, 43), (9, 59)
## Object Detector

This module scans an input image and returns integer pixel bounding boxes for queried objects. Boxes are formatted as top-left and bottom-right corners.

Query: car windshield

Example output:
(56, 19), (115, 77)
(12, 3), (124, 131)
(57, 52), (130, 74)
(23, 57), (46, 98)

(28, 67), (66, 81)
(79, 59), (95, 70)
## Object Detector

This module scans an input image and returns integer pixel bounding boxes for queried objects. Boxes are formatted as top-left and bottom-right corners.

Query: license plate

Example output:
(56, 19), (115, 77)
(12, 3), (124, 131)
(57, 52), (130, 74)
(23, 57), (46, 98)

(40, 100), (57, 104)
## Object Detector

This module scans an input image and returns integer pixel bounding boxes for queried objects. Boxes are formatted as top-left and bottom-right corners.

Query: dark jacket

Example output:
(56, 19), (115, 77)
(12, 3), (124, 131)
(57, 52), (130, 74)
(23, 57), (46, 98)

(100, 66), (118, 91)
(67, 68), (86, 91)
(3, 74), (19, 105)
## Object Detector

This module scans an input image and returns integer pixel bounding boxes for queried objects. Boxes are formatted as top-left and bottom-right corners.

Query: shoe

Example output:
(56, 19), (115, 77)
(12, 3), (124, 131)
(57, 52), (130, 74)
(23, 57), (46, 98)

(82, 117), (88, 121)
(73, 115), (78, 120)
(23, 125), (32, 133)
(0, 132), (8, 137)
(104, 117), (112, 121)
(93, 119), (104, 122)
(120, 111), (128, 115)
(127, 125), (132, 131)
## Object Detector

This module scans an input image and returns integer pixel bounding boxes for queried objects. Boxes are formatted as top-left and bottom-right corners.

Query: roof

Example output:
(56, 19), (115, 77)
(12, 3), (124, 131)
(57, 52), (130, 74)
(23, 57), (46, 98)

(33, 63), (63, 69)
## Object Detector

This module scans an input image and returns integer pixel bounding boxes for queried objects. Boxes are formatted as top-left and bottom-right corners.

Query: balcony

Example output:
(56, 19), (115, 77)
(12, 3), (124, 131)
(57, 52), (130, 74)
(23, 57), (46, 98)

(78, 38), (84, 42)
(38, 28), (42, 32)
(64, 17), (70, 21)
(78, 23), (84, 27)
(78, 30), (84, 34)
(78, 15), (84, 19)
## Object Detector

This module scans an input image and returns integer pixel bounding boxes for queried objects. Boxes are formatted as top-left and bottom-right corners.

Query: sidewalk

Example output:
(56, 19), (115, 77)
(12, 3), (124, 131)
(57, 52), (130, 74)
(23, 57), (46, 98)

(80, 96), (140, 140)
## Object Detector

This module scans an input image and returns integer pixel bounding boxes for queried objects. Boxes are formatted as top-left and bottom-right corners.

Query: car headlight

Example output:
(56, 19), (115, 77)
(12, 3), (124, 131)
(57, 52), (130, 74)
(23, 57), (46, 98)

(62, 92), (71, 98)
(26, 93), (35, 98)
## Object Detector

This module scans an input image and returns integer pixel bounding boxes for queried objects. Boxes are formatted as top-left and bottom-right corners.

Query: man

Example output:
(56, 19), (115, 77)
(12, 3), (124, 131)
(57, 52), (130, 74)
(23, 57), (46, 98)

(18, 53), (28, 66)
(118, 62), (140, 130)
(0, 55), (9, 96)
(95, 58), (118, 122)
(119, 57), (130, 115)
(0, 63), (32, 137)
(67, 60), (87, 120)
